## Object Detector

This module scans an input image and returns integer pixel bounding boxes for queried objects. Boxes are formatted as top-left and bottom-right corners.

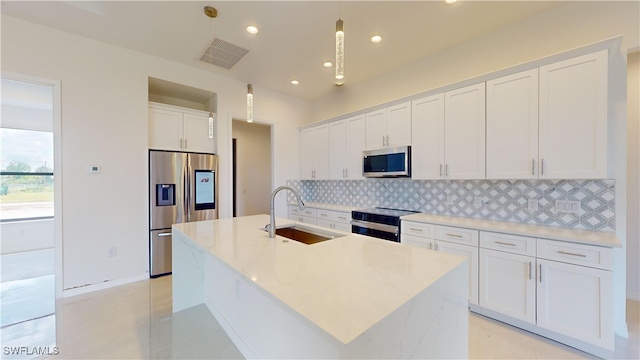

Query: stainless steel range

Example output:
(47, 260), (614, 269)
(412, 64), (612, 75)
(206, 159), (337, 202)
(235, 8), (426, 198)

(351, 207), (419, 242)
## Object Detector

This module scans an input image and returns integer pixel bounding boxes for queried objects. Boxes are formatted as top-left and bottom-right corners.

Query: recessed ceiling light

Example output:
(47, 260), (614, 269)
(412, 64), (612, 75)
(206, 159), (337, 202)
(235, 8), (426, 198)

(323, 61), (333, 68)
(291, 80), (300, 85)
(246, 25), (258, 34)
(371, 35), (382, 43)
(445, 0), (457, 4)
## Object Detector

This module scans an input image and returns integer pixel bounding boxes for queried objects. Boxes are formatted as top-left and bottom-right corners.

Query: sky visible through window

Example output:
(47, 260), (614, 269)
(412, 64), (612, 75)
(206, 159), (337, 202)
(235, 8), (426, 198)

(0, 128), (54, 221)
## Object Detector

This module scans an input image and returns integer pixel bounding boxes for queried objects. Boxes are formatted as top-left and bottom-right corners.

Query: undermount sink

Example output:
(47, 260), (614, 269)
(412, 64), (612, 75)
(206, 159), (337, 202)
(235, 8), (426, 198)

(272, 224), (345, 245)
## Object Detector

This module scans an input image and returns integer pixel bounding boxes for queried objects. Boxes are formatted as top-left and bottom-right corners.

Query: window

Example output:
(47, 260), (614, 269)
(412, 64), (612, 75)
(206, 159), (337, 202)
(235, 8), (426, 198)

(0, 128), (54, 221)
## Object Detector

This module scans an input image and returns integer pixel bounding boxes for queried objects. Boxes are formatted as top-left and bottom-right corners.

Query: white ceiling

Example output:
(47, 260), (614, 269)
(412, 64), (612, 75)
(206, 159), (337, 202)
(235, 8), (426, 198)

(1, 1), (561, 101)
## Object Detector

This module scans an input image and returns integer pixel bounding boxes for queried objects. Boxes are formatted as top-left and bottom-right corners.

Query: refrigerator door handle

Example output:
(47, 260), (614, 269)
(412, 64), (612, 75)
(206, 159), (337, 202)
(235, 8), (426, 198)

(186, 165), (191, 222)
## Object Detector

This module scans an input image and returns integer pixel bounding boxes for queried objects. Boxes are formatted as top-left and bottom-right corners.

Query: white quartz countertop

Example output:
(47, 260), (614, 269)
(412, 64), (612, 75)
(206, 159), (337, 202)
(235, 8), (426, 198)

(401, 213), (621, 248)
(172, 214), (466, 344)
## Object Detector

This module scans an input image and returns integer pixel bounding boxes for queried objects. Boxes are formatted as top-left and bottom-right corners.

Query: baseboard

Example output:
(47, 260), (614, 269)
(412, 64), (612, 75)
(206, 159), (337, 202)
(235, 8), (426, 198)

(627, 291), (640, 302)
(62, 273), (148, 298)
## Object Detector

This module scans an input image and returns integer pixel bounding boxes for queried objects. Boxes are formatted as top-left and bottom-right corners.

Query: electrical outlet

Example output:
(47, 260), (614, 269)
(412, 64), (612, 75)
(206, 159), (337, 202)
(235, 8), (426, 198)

(527, 199), (538, 212)
(446, 195), (454, 206)
(107, 246), (117, 257)
(555, 200), (580, 214)
(474, 197), (483, 207)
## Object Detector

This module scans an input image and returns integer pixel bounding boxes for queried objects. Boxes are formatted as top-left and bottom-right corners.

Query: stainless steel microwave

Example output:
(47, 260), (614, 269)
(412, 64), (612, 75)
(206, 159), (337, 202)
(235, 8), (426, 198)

(363, 146), (411, 178)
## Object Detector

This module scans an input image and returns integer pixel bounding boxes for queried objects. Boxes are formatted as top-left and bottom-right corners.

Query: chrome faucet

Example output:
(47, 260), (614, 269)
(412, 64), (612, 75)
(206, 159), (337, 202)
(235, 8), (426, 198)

(267, 186), (305, 238)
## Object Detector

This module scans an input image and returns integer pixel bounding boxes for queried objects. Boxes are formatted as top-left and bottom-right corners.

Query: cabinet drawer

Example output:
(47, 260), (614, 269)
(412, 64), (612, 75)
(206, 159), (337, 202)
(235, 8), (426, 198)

(299, 208), (317, 218)
(288, 206), (303, 217)
(401, 221), (436, 239)
(401, 234), (434, 250)
(317, 209), (351, 224)
(537, 239), (613, 270)
(294, 215), (316, 225)
(480, 231), (536, 257)
(436, 225), (479, 246)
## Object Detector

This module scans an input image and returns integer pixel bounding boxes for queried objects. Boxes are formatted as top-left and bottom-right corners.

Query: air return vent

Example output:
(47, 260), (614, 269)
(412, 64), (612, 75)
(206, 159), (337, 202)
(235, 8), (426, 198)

(199, 38), (249, 70)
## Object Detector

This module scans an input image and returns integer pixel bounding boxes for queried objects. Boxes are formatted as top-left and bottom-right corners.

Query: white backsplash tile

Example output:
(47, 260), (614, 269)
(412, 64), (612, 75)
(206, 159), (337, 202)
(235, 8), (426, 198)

(286, 179), (615, 231)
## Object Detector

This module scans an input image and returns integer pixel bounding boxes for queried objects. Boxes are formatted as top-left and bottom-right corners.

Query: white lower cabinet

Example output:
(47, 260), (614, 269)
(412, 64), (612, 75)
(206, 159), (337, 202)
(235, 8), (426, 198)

(536, 258), (613, 349)
(435, 239), (479, 306)
(478, 231), (614, 352)
(288, 206), (351, 231)
(401, 221), (478, 306)
(479, 248), (536, 323)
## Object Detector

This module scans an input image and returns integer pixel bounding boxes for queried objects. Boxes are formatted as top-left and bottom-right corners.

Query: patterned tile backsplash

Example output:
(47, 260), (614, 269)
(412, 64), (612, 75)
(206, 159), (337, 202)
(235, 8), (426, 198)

(286, 179), (615, 232)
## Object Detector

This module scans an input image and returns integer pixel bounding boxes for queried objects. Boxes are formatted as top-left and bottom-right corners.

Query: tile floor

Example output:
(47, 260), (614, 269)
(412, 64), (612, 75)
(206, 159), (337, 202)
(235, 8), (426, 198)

(1, 253), (639, 359)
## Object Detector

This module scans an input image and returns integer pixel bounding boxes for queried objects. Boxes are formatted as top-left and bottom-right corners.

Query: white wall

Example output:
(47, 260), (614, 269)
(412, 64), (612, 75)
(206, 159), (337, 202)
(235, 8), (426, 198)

(311, 1), (639, 123)
(310, 0), (638, 338)
(1, 15), (310, 292)
(232, 120), (271, 216)
(627, 51), (640, 301)
(0, 220), (54, 255)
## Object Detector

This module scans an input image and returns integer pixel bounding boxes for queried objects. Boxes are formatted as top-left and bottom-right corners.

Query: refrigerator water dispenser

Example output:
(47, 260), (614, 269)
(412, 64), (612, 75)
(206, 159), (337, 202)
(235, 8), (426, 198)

(156, 184), (175, 206)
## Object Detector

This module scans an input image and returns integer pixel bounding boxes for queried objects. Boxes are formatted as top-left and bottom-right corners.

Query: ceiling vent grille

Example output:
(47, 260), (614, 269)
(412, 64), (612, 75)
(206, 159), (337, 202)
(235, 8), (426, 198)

(199, 38), (249, 70)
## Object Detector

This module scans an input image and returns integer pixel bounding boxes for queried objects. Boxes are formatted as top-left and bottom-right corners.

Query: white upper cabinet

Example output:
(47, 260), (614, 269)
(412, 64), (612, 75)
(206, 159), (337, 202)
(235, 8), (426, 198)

(300, 125), (329, 180)
(538, 50), (608, 179)
(444, 83), (486, 179)
(149, 103), (215, 153)
(365, 102), (411, 150)
(486, 69), (539, 179)
(329, 120), (346, 180)
(345, 115), (366, 179)
(411, 94), (445, 179)
(329, 114), (366, 180)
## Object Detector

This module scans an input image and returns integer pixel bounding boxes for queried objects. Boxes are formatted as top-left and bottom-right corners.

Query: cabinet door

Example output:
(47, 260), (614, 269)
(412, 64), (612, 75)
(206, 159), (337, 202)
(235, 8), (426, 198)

(444, 83), (486, 179)
(486, 69), (538, 179)
(412, 94), (445, 179)
(385, 102), (412, 147)
(329, 120), (346, 179)
(401, 233), (435, 250)
(479, 248), (536, 324)
(183, 112), (215, 153)
(345, 115), (365, 179)
(300, 128), (315, 179)
(149, 108), (183, 151)
(435, 240), (479, 305)
(536, 258), (613, 349)
(539, 50), (608, 179)
(314, 125), (330, 180)
(365, 109), (387, 150)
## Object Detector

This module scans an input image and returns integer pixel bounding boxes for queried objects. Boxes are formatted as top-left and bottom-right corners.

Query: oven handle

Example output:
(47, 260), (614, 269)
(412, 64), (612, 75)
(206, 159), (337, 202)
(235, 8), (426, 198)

(351, 219), (398, 234)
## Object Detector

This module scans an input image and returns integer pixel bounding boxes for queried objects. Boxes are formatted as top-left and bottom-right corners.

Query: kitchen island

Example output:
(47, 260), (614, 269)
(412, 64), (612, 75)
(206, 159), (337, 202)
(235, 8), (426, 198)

(172, 214), (468, 359)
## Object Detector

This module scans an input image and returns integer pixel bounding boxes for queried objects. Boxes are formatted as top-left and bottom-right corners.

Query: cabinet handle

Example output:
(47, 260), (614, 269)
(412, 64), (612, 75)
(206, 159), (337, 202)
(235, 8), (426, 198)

(495, 241), (516, 247)
(434, 243), (438, 251)
(410, 227), (423, 232)
(528, 261), (532, 280)
(532, 159), (535, 176)
(539, 263), (542, 283)
(541, 158), (544, 176)
(345, 169), (348, 178)
(557, 250), (586, 258)
(446, 233), (463, 238)
(184, 139), (188, 149)
(439, 164), (443, 177)
(338, 216), (347, 220)
(445, 164), (449, 176)
(180, 138), (183, 149)
(429, 243), (433, 250)
(386, 135), (390, 145)
(320, 213), (327, 217)
(158, 232), (172, 237)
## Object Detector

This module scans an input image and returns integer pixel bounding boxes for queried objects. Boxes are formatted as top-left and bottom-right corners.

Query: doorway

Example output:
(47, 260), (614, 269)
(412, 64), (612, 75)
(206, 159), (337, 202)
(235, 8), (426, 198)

(0, 75), (60, 354)
(232, 120), (272, 217)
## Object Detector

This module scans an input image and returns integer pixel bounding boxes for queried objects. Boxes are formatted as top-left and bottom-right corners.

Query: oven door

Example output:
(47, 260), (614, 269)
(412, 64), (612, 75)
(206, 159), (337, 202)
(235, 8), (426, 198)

(351, 219), (399, 242)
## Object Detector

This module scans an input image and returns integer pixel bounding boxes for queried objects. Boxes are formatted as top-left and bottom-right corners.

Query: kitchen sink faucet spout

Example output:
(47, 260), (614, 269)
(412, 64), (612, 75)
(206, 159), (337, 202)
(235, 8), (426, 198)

(268, 186), (305, 238)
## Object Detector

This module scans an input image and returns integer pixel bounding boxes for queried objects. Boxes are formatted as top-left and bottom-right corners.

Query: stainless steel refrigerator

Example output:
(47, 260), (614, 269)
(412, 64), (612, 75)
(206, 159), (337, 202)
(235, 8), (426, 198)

(149, 150), (218, 277)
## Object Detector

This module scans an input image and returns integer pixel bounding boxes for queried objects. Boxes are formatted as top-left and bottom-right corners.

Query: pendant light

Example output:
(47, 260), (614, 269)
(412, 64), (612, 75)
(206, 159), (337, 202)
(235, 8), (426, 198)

(247, 83), (253, 123)
(335, 19), (344, 80)
(247, 2), (255, 123)
(205, 6), (217, 138)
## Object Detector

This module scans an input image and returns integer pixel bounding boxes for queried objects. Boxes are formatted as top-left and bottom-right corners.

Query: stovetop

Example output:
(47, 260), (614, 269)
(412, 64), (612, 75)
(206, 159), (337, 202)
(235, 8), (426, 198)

(353, 207), (419, 218)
